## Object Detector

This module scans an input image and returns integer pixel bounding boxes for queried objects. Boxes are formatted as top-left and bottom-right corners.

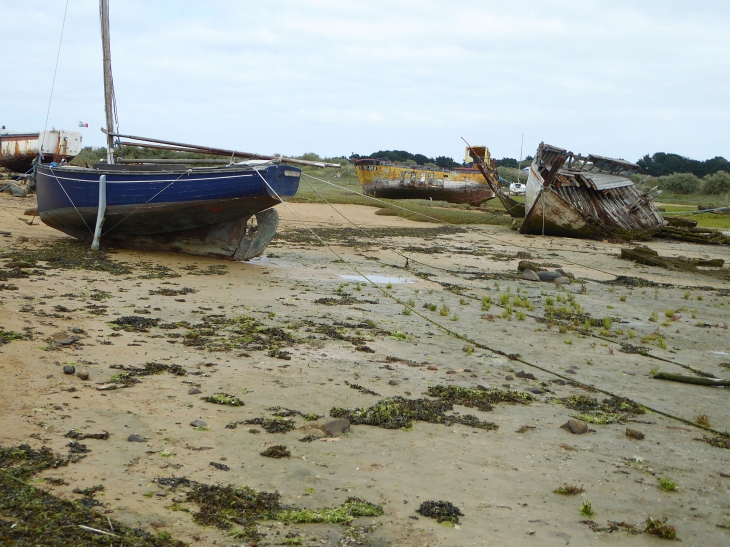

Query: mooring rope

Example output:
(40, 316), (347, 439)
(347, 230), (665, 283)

(40, 0), (70, 163)
(301, 172), (627, 280)
(265, 171), (728, 437)
(47, 167), (93, 233)
(101, 169), (192, 235)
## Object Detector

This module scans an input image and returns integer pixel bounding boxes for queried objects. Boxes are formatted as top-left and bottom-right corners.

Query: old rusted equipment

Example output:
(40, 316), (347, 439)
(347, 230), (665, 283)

(464, 142), (525, 217)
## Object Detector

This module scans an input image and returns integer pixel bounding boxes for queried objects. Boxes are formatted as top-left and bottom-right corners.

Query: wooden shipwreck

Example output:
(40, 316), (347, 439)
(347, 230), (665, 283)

(520, 143), (666, 239)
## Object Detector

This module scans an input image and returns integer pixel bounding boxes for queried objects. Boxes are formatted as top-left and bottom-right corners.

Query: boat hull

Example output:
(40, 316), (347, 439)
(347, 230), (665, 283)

(355, 159), (494, 206)
(361, 180), (494, 205)
(35, 163), (300, 259)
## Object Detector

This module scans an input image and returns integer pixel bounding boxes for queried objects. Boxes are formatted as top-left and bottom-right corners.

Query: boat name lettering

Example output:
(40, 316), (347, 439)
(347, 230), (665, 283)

(283, 170), (301, 177)
(358, 165), (377, 171)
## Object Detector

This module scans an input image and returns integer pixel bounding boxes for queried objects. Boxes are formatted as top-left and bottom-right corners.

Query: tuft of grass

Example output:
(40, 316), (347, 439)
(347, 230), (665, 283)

(620, 295), (627, 302)
(439, 304), (450, 316)
(683, 291), (691, 299)
(554, 484), (584, 495)
(559, 443), (577, 451)
(402, 307), (412, 316)
(649, 311), (659, 322)
(580, 501), (595, 517)
(659, 478), (677, 492)
(696, 414), (711, 427)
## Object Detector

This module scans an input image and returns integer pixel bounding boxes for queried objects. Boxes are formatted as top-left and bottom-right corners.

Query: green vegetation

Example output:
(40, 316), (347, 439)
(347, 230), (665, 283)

(554, 484), (584, 495)
(644, 517), (678, 540)
(201, 393), (244, 406)
(580, 501), (595, 518)
(558, 395), (645, 424)
(659, 478), (677, 491)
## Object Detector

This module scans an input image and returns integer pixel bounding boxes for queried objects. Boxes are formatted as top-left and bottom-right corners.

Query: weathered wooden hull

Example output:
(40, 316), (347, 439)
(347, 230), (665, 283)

(520, 144), (665, 239)
(35, 163), (300, 260)
(355, 159), (495, 206)
(361, 180), (495, 206)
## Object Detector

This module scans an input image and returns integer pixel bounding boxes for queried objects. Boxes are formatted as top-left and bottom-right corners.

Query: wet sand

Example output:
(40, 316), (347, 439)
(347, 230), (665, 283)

(1, 192), (729, 546)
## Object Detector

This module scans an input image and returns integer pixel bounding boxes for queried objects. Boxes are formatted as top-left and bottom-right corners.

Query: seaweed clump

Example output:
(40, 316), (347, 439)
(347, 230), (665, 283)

(558, 395), (645, 424)
(109, 316), (160, 332)
(427, 385), (533, 412)
(107, 362), (186, 387)
(245, 418), (296, 434)
(696, 435), (730, 450)
(645, 517), (678, 540)
(260, 445), (290, 458)
(276, 497), (384, 524)
(0, 470), (185, 546)
(0, 444), (70, 480)
(201, 393), (244, 406)
(0, 240), (133, 275)
(149, 287), (196, 296)
(416, 500), (464, 524)
(330, 396), (497, 430)
(0, 329), (31, 346)
(267, 406), (320, 421)
(64, 430), (110, 441)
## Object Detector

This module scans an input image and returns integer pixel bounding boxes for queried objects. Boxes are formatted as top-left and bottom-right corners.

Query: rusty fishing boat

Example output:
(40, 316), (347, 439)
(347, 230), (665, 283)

(0, 129), (82, 173)
(519, 142), (665, 239)
(354, 147), (496, 206)
(34, 0), (336, 261)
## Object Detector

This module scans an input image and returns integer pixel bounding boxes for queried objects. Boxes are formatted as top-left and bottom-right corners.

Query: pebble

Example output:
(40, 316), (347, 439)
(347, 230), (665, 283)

(537, 271), (561, 282)
(517, 260), (541, 272)
(96, 383), (122, 391)
(77, 369), (90, 381)
(529, 387), (544, 394)
(57, 337), (77, 345)
(63, 365), (76, 375)
(626, 428), (645, 440)
(505, 375), (514, 381)
(190, 419), (207, 428)
(560, 419), (588, 435)
(516, 370), (536, 380)
(427, 365), (438, 371)
(127, 434), (146, 443)
(554, 276), (571, 285)
(518, 269), (540, 281)
(188, 388), (202, 395)
(516, 251), (532, 259)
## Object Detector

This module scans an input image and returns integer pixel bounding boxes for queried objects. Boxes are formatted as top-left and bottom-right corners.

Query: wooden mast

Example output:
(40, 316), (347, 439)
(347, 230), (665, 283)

(100, 0), (115, 164)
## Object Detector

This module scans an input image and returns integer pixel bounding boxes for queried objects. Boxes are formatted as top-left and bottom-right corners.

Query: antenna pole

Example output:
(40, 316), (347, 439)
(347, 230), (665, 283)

(100, 0), (115, 164)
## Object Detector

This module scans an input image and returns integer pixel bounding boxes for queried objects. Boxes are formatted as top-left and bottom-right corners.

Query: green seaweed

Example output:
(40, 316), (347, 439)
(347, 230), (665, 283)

(201, 393), (244, 406)
(558, 395), (645, 424)
(245, 418), (296, 434)
(330, 396), (497, 430)
(427, 385), (533, 412)
(109, 316), (160, 332)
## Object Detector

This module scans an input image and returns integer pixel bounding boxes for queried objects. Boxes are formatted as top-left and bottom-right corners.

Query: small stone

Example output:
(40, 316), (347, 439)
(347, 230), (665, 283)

(96, 383), (122, 391)
(63, 365), (76, 375)
(127, 434), (146, 442)
(529, 387), (544, 394)
(505, 375), (514, 381)
(516, 251), (532, 259)
(518, 269), (540, 281)
(319, 419), (350, 436)
(516, 370), (537, 380)
(560, 419), (588, 435)
(462, 344), (475, 353)
(77, 369), (90, 381)
(188, 388), (202, 395)
(190, 419), (207, 428)
(20, 305), (34, 312)
(626, 428), (645, 440)
(554, 276), (571, 285)
(57, 337), (76, 346)
(537, 271), (561, 282)
(427, 365), (438, 371)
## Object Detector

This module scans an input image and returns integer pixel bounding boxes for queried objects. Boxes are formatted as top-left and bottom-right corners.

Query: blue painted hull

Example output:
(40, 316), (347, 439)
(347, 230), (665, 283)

(34, 163), (300, 260)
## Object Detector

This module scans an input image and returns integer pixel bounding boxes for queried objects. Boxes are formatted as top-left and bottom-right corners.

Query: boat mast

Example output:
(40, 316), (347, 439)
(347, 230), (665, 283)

(100, 0), (116, 164)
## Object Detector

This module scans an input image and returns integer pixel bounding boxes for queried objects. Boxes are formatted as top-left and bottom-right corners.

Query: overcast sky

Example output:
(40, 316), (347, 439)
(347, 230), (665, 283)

(2, 0), (728, 163)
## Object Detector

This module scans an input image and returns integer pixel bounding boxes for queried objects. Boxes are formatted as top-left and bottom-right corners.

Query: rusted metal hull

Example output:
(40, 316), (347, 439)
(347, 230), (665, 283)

(0, 130), (83, 172)
(361, 180), (495, 206)
(355, 158), (495, 206)
(520, 143), (665, 239)
(35, 163), (299, 260)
